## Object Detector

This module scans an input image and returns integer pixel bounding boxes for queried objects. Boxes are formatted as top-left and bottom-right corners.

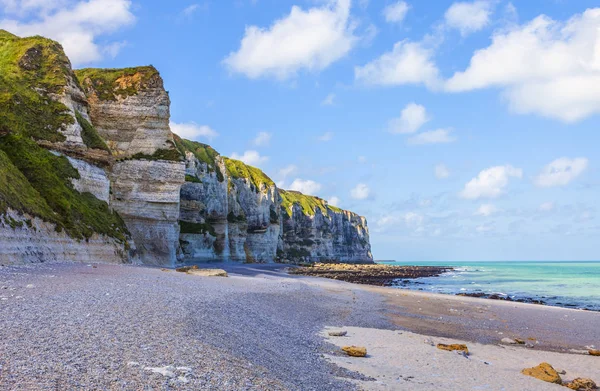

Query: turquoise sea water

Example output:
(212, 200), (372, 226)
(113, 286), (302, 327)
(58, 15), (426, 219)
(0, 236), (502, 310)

(381, 261), (600, 311)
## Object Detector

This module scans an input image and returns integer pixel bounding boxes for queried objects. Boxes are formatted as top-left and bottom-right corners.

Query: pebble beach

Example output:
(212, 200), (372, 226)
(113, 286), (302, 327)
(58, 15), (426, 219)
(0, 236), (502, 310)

(0, 262), (598, 390)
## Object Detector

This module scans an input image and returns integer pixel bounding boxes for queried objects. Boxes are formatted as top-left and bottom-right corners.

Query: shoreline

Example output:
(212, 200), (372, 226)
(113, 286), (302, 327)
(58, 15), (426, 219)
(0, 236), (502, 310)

(290, 262), (599, 312)
(1, 262), (598, 390)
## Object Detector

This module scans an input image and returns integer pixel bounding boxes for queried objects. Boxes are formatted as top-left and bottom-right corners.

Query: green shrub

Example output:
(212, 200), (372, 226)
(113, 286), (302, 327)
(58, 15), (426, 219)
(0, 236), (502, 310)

(75, 111), (109, 151)
(179, 221), (216, 237)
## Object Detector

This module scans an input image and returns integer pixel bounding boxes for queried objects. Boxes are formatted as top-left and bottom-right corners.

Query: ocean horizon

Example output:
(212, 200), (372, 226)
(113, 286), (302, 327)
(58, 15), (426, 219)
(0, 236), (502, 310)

(380, 260), (600, 311)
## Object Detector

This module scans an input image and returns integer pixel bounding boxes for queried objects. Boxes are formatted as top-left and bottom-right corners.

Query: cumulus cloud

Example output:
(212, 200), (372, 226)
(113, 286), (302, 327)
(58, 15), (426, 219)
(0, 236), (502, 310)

(388, 103), (429, 134)
(355, 40), (440, 88)
(223, 0), (356, 80)
(534, 157), (589, 188)
(230, 150), (269, 166)
(170, 122), (218, 141)
(435, 164), (450, 179)
(289, 179), (322, 195)
(252, 131), (272, 147)
(318, 132), (334, 142)
(444, 1), (494, 36)
(446, 9), (600, 122)
(460, 165), (523, 199)
(539, 202), (555, 212)
(328, 196), (340, 207)
(407, 129), (455, 145)
(278, 164), (297, 179)
(0, 0), (135, 65)
(476, 203), (498, 216)
(383, 1), (410, 24)
(351, 183), (370, 200)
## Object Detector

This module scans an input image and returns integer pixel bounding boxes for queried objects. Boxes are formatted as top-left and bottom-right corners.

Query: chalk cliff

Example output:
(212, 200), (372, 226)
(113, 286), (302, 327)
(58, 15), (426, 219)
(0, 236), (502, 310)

(0, 30), (372, 266)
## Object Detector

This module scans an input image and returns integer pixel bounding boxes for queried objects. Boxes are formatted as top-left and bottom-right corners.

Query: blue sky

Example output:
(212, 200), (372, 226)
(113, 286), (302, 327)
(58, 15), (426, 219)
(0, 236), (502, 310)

(1, 0), (599, 261)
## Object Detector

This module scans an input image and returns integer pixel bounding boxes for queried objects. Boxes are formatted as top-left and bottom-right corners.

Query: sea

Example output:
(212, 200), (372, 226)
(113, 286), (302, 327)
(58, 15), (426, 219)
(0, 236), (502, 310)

(380, 261), (600, 311)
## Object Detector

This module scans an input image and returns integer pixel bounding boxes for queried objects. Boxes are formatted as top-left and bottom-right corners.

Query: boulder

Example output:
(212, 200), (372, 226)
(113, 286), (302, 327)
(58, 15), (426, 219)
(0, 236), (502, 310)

(565, 378), (598, 391)
(589, 349), (600, 357)
(521, 362), (562, 384)
(437, 344), (469, 355)
(342, 346), (367, 357)
(501, 338), (517, 344)
(186, 269), (228, 277)
(328, 331), (348, 337)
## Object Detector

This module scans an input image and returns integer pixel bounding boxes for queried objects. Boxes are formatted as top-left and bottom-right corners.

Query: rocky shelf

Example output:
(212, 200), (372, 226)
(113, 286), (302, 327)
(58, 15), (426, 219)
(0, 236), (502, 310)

(289, 263), (453, 286)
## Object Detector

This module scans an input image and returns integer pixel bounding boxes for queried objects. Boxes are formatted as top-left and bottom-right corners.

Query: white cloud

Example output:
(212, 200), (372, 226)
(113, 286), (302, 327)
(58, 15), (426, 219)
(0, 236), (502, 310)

(0, 0), (135, 65)
(444, 1), (494, 36)
(171, 122), (218, 141)
(183, 4), (199, 16)
(476, 203), (498, 216)
(252, 131), (272, 147)
(435, 164), (450, 179)
(328, 196), (340, 207)
(539, 202), (555, 212)
(355, 40), (441, 89)
(289, 179), (322, 195)
(534, 157), (589, 188)
(321, 93), (336, 106)
(404, 212), (424, 227)
(446, 9), (600, 122)
(278, 164), (297, 179)
(223, 0), (356, 80)
(383, 1), (410, 24)
(388, 103), (429, 134)
(407, 129), (455, 145)
(318, 132), (334, 142)
(358, 156), (367, 163)
(230, 150), (269, 166)
(460, 165), (523, 199)
(351, 183), (370, 200)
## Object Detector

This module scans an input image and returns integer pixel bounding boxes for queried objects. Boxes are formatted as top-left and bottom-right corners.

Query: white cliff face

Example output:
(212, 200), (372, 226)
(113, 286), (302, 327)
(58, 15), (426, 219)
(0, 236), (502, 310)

(110, 159), (185, 266)
(66, 156), (110, 202)
(0, 210), (128, 265)
(177, 144), (372, 264)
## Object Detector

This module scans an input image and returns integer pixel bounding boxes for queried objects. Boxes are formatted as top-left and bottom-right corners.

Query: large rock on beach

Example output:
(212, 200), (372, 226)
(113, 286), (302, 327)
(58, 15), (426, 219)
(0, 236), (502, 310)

(565, 378), (598, 391)
(437, 344), (469, 355)
(342, 346), (367, 357)
(521, 362), (562, 384)
(589, 349), (600, 356)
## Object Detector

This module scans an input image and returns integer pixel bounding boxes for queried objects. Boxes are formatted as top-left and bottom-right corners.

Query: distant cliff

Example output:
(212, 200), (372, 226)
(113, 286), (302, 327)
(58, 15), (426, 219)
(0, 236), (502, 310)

(0, 30), (372, 266)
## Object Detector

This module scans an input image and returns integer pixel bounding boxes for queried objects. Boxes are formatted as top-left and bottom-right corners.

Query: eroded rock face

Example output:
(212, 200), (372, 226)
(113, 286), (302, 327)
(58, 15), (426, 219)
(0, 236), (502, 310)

(177, 140), (372, 264)
(110, 159), (185, 266)
(0, 210), (128, 265)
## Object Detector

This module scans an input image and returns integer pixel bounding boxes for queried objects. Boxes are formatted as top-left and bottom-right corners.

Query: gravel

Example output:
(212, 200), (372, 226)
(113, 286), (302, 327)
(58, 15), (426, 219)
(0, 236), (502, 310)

(0, 263), (393, 390)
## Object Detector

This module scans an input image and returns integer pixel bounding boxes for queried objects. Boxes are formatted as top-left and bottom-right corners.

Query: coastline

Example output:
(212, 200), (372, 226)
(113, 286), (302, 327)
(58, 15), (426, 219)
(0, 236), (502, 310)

(0, 262), (598, 390)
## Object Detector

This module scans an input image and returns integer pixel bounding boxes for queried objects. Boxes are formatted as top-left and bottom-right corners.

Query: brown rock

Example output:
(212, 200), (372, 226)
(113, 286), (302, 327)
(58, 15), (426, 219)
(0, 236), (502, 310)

(437, 344), (469, 355)
(176, 265), (199, 273)
(342, 346), (367, 357)
(186, 269), (228, 277)
(521, 362), (562, 384)
(589, 349), (600, 356)
(565, 378), (598, 391)
(515, 338), (526, 345)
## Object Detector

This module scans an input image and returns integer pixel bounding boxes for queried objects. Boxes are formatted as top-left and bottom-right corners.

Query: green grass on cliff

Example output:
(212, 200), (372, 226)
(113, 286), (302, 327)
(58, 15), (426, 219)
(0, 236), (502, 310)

(75, 66), (160, 101)
(75, 111), (110, 151)
(0, 31), (129, 242)
(179, 221), (216, 237)
(0, 31), (74, 142)
(279, 190), (341, 217)
(0, 134), (129, 242)
(173, 135), (224, 181)
(224, 158), (275, 192)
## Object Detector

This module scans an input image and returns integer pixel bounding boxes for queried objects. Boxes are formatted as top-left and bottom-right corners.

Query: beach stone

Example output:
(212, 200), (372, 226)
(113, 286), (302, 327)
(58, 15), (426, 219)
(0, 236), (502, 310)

(565, 378), (598, 391)
(437, 344), (469, 355)
(501, 338), (517, 344)
(589, 349), (600, 356)
(515, 338), (526, 345)
(186, 269), (228, 277)
(176, 265), (199, 273)
(342, 346), (367, 357)
(328, 331), (347, 337)
(521, 362), (562, 384)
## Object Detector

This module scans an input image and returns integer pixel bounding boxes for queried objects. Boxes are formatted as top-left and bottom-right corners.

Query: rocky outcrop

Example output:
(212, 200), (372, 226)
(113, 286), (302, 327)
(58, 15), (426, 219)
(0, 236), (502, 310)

(76, 67), (185, 267)
(0, 210), (128, 265)
(0, 30), (372, 267)
(176, 138), (372, 264)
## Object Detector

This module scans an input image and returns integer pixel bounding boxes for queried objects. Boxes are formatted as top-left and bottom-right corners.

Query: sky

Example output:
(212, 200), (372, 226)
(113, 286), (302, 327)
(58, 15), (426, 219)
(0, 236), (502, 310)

(1, 0), (599, 261)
